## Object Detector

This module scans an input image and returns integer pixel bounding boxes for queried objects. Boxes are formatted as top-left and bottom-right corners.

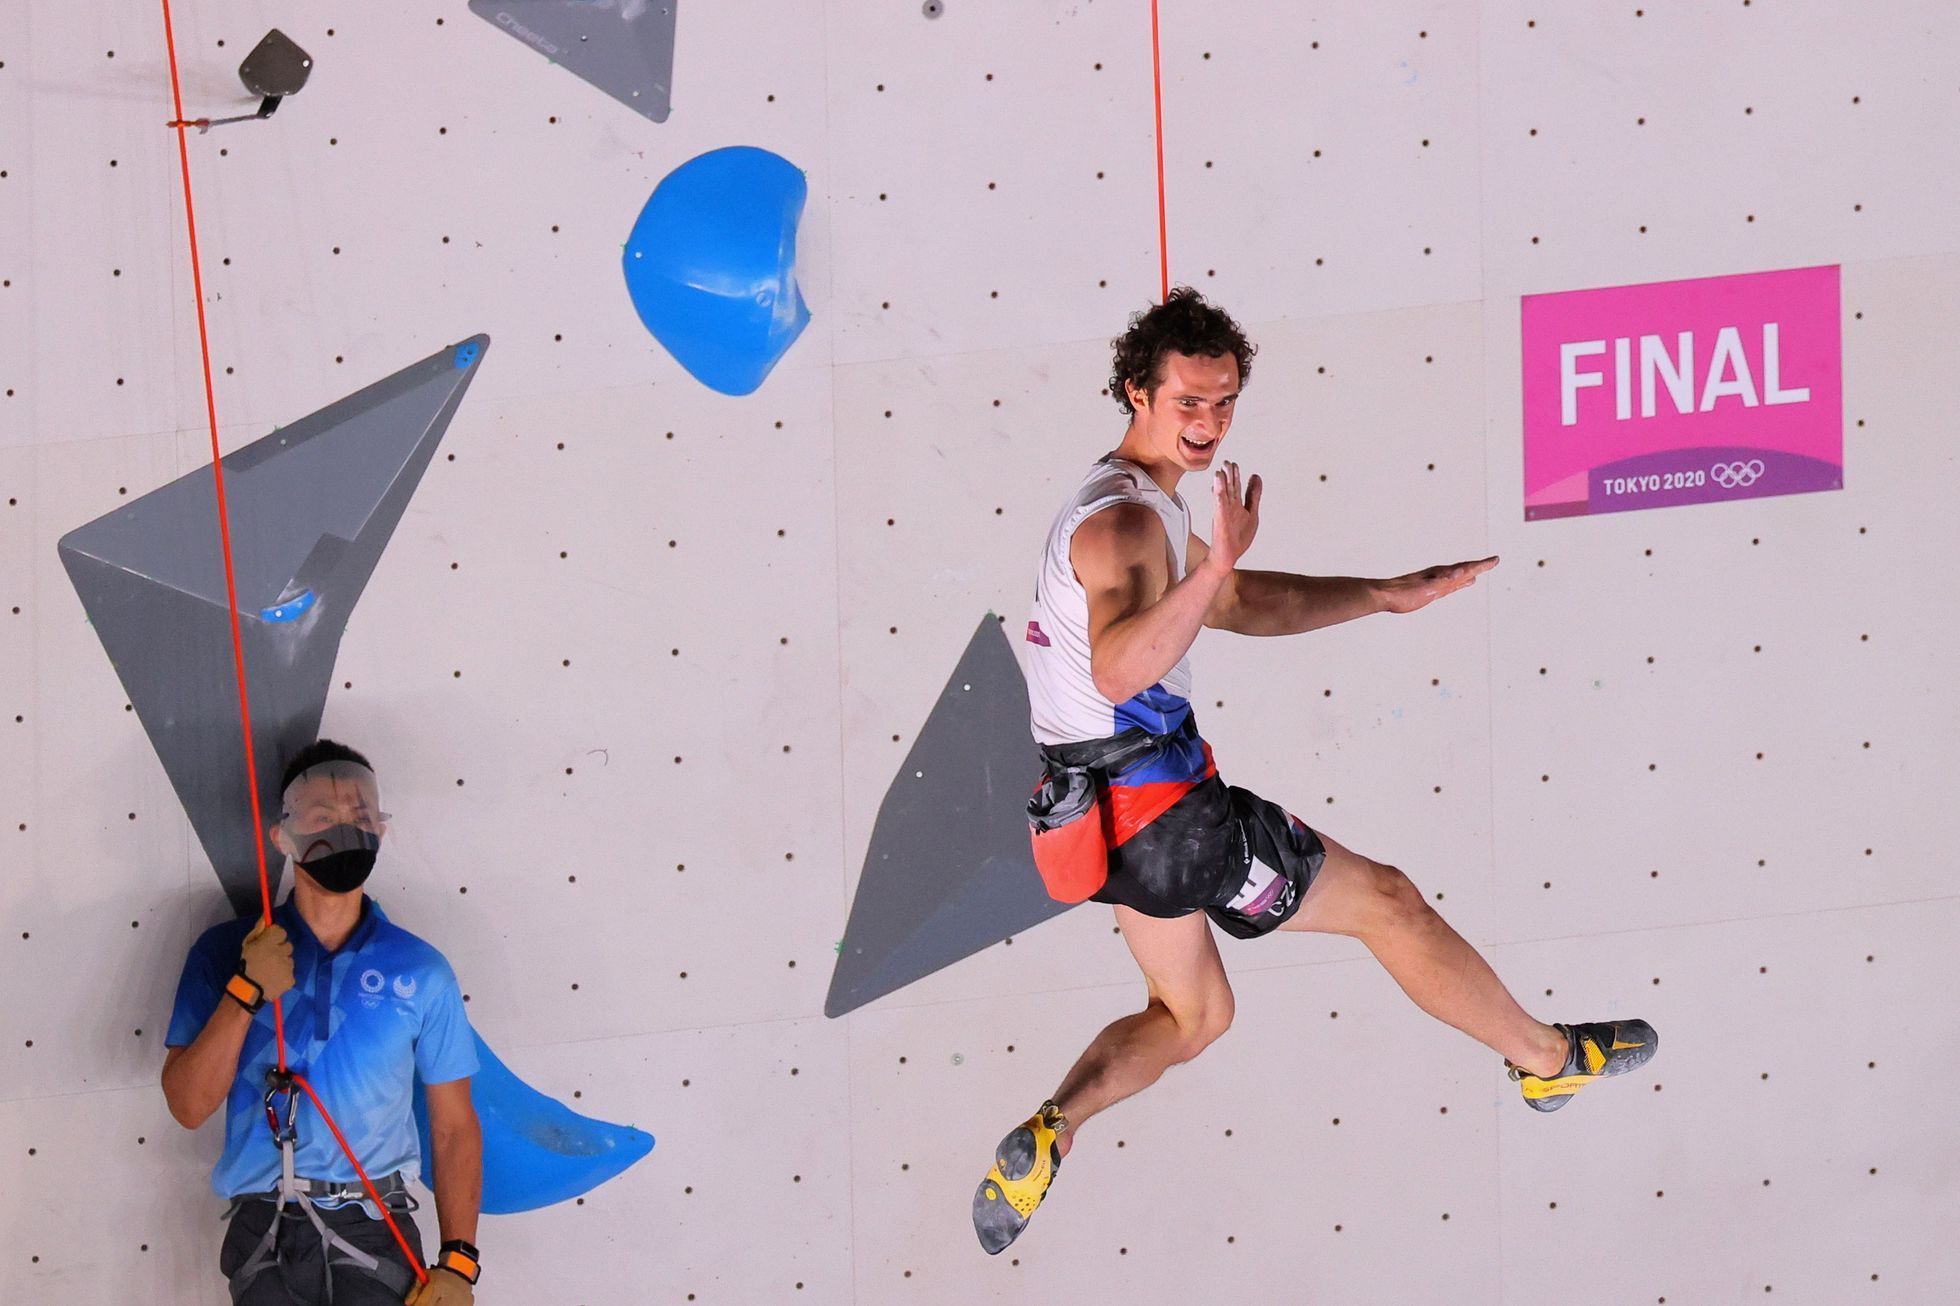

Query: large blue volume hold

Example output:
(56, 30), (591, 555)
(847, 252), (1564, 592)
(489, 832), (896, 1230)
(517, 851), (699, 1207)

(623, 146), (811, 396)
(415, 1028), (655, 1214)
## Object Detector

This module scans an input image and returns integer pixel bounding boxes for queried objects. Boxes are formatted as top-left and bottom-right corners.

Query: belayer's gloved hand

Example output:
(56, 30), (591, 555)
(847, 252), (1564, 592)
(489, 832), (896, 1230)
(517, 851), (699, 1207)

(405, 1267), (475, 1305)
(235, 922), (294, 1008)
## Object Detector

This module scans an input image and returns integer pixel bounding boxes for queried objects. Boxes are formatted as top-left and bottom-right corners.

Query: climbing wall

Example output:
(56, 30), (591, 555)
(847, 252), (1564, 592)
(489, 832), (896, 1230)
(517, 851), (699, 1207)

(5, 2), (1959, 1303)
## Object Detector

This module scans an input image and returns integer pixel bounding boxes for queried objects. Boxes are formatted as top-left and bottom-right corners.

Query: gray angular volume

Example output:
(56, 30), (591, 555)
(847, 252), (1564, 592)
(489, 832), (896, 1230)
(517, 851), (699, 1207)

(470, 0), (677, 124)
(825, 615), (1070, 1018)
(58, 337), (490, 914)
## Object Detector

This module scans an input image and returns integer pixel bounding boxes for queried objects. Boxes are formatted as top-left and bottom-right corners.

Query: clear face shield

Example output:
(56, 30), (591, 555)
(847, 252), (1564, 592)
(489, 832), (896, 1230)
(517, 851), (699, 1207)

(278, 760), (389, 894)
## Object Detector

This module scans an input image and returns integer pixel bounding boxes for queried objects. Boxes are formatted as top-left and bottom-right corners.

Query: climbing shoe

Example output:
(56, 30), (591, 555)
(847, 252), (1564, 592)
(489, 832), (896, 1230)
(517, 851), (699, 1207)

(1508, 1019), (1659, 1112)
(972, 1100), (1066, 1255)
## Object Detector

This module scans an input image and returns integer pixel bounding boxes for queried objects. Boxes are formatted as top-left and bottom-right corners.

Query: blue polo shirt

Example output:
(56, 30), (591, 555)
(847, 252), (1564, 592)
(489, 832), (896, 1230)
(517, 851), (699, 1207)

(166, 895), (478, 1199)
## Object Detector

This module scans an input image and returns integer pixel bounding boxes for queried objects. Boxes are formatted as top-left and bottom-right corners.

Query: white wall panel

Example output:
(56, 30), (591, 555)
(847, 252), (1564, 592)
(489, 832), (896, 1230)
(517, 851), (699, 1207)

(823, 1), (1160, 366)
(321, 367), (849, 1048)
(1, 3), (187, 451)
(3, 431), (202, 1105)
(484, 1021), (855, 1306)
(1478, 1), (1960, 299)
(0, 1), (29, 448)
(0, 1084), (223, 1294)
(1158, 3), (1486, 329)
(1493, 898), (1960, 1305)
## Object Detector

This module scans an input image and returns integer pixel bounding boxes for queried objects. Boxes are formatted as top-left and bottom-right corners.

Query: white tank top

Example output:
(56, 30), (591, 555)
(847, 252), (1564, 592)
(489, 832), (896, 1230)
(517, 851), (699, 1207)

(1025, 456), (1195, 746)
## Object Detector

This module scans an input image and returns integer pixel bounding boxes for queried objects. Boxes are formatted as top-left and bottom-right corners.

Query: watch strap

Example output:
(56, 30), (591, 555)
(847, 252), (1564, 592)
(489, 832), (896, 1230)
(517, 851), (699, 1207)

(225, 969), (266, 1013)
(436, 1240), (481, 1285)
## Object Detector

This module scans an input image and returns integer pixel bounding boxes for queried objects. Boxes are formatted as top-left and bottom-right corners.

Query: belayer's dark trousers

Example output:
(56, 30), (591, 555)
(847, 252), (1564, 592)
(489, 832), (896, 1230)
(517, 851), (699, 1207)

(219, 1197), (424, 1305)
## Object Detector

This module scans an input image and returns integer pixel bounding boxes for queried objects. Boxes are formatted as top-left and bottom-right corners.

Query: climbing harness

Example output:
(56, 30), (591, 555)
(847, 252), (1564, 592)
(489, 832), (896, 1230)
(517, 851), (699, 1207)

(225, 1071), (420, 1302)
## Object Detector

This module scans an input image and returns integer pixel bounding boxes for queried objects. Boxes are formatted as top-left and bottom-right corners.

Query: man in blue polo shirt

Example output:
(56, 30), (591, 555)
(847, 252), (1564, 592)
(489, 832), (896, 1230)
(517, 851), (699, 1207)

(162, 740), (484, 1304)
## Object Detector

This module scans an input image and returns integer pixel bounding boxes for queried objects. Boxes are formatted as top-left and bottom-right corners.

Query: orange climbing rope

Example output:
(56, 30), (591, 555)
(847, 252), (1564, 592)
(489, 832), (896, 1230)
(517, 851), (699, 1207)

(156, 0), (427, 1288)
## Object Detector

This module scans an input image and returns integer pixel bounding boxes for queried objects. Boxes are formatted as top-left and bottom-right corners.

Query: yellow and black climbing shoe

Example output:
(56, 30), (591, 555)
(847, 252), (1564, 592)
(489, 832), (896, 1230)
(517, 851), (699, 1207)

(1508, 1019), (1659, 1113)
(972, 1100), (1066, 1255)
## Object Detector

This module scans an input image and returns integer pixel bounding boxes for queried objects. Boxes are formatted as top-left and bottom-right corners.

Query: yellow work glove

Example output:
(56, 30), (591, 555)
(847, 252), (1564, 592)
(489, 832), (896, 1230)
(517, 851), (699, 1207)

(229, 922), (294, 1011)
(405, 1267), (475, 1304)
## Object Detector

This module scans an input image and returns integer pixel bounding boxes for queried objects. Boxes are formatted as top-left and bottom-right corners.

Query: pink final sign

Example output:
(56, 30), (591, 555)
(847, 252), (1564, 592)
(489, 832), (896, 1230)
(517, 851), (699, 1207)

(1521, 264), (1842, 521)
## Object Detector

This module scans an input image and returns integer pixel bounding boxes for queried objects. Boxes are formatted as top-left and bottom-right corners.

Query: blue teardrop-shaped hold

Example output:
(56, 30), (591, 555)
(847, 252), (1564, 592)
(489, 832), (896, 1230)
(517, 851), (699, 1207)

(415, 1028), (654, 1214)
(453, 341), (481, 370)
(622, 146), (812, 396)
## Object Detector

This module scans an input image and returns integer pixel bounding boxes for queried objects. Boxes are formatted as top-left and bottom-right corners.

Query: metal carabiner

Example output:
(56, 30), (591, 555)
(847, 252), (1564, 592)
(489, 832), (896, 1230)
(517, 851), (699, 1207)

(262, 1068), (300, 1146)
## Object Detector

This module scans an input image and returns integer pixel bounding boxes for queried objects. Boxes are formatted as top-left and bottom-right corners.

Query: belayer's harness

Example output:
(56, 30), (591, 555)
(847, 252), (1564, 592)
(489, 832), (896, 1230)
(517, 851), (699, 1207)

(224, 1070), (419, 1303)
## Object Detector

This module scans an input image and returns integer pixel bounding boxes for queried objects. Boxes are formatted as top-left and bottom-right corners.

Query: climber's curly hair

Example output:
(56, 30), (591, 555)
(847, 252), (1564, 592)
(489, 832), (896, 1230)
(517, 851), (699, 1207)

(1107, 286), (1256, 416)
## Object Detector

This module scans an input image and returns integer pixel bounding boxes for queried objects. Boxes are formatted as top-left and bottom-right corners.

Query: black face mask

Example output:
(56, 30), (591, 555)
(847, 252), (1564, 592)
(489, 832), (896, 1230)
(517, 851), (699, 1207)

(293, 825), (382, 894)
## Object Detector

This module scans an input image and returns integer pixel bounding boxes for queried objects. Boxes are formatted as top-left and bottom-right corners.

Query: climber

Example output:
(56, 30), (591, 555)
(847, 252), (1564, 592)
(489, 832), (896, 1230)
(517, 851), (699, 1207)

(974, 289), (1659, 1254)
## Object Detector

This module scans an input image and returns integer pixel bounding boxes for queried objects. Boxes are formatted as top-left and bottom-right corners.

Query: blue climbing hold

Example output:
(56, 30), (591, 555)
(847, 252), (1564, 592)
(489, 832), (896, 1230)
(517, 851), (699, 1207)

(258, 588), (316, 624)
(415, 1028), (654, 1214)
(622, 146), (811, 396)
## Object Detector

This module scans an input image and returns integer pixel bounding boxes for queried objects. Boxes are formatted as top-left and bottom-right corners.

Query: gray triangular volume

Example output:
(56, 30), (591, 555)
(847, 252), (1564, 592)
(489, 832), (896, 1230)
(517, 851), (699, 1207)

(58, 336), (491, 915)
(470, 0), (677, 124)
(825, 615), (1071, 1019)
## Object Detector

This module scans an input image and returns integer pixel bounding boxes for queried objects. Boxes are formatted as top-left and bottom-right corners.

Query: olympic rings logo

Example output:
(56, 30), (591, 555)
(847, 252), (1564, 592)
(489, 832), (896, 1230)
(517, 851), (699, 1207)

(1711, 459), (1766, 489)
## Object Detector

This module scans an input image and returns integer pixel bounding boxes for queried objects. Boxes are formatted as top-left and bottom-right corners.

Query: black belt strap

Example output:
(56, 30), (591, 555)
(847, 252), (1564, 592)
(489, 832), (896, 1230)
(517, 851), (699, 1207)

(1040, 713), (1198, 775)
(293, 1170), (407, 1201)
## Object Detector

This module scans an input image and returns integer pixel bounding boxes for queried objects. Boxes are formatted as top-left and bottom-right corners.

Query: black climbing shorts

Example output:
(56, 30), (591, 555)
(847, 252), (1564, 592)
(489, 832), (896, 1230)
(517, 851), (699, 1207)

(1096, 774), (1329, 939)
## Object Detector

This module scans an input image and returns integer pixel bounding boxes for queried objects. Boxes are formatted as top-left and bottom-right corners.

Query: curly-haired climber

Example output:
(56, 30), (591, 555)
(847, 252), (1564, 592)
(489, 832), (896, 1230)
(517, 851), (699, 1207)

(972, 288), (1659, 1254)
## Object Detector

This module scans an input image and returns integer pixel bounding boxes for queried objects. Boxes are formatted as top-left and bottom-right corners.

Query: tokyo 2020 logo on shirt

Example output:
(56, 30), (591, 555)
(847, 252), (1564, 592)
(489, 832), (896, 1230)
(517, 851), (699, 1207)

(1521, 264), (1843, 521)
(354, 967), (416, 1008)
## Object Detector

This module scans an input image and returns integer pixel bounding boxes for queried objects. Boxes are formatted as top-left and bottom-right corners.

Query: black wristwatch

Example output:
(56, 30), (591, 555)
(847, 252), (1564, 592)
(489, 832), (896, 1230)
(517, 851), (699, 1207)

(436, 1239), (481, 1285)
